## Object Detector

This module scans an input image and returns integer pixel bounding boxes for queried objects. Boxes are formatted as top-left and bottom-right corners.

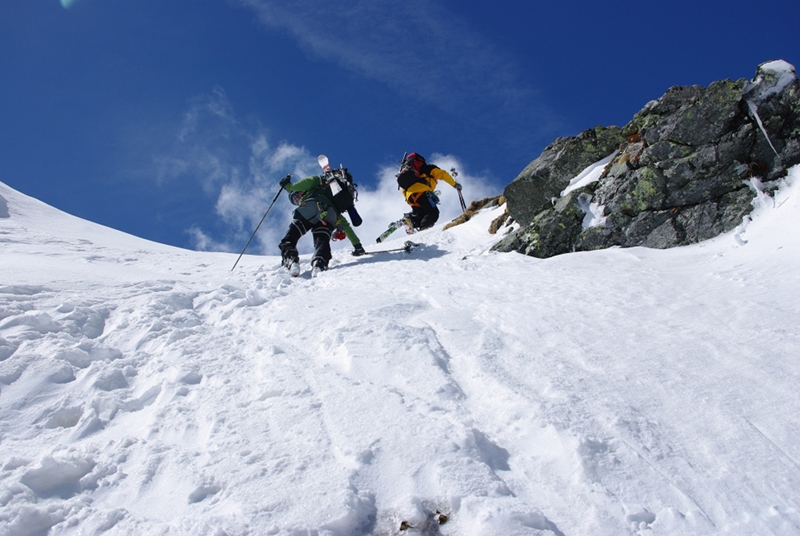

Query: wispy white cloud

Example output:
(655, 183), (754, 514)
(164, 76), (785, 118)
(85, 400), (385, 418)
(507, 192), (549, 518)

(233, 0), (558, 132)
(152, 88), (312, 253)
(178, 87), (238, 142)
(186, 226), (231, 252)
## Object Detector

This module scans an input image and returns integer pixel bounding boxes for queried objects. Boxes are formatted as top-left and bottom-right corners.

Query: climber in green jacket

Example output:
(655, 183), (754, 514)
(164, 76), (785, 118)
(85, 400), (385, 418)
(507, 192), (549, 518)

(279, 175), (365, 273)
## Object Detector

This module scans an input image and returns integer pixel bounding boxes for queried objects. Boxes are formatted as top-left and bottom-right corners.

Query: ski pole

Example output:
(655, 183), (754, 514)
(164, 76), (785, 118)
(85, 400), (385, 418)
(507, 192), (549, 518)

(231, 176), (290, 271)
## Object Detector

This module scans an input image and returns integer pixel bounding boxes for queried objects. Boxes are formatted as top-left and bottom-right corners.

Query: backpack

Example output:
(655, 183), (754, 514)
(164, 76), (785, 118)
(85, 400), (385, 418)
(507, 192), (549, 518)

(396, 152), (431, 190)
(321, 167), (358, 213)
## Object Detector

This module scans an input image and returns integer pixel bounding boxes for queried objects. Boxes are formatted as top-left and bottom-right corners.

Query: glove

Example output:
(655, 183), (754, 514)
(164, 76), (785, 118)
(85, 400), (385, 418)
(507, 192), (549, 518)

(455, 182), (463, 191)
(352, 243), (366, 256)
(279, 175), (292, 188)
(332, 228), (346, 241)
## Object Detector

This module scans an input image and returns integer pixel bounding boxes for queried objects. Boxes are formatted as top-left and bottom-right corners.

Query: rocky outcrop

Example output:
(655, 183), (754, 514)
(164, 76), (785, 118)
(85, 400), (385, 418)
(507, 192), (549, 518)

(443, 195), (505, 230)
(494, 60), (800, 258)
(503, 126), (625, 226)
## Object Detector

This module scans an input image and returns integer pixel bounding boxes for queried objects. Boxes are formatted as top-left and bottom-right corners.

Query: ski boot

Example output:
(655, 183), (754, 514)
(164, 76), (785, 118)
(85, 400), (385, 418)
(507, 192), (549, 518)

(282, 255), (300, 277)
(310, 258), (328, 278)
(402, 213), (417, 235)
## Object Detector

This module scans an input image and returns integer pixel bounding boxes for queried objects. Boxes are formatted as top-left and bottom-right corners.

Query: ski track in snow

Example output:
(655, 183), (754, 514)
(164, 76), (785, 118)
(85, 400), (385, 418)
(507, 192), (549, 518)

(1, 174), (800, 535)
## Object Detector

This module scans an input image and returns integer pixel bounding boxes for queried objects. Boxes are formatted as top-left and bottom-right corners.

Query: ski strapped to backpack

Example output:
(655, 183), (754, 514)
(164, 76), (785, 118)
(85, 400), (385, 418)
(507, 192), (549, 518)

(318, 155), (362, 226)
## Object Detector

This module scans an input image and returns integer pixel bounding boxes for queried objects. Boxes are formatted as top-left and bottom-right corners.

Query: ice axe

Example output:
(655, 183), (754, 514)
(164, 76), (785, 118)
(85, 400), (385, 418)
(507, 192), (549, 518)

(451, 167), (467, 213)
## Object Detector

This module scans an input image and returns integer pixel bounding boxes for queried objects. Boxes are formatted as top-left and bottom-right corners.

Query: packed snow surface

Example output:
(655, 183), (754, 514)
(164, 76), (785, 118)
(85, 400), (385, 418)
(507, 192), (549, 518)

(1, 169), (800, 535)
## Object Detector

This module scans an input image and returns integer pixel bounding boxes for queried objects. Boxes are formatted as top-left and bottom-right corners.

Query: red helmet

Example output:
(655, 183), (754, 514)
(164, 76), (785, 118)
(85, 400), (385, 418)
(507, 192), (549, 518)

(404, 152), (425, 171)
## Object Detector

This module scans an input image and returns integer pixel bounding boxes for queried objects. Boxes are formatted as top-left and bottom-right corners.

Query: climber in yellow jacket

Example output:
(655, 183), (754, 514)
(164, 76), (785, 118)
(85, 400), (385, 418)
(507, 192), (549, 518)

(395, 152), (462, 230)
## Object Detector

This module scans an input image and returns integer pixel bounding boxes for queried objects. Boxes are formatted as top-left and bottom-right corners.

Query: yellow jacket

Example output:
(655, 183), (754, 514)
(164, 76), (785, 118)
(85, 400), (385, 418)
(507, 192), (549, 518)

(402, 166), (457, 203)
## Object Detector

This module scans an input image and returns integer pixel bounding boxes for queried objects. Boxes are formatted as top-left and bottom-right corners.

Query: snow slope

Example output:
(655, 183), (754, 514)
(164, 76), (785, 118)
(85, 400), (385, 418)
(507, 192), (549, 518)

(1, 171), (799, 536)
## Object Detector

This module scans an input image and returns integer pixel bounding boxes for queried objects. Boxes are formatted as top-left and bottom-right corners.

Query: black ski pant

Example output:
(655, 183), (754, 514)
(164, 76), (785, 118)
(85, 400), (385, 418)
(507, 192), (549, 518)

(407, 191), (440, 230)
(279, 218), (333, 268)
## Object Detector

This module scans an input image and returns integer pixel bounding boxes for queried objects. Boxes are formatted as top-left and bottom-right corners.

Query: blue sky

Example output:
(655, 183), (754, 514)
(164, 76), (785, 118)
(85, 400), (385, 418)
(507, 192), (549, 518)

(1, 0), (797, 253)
